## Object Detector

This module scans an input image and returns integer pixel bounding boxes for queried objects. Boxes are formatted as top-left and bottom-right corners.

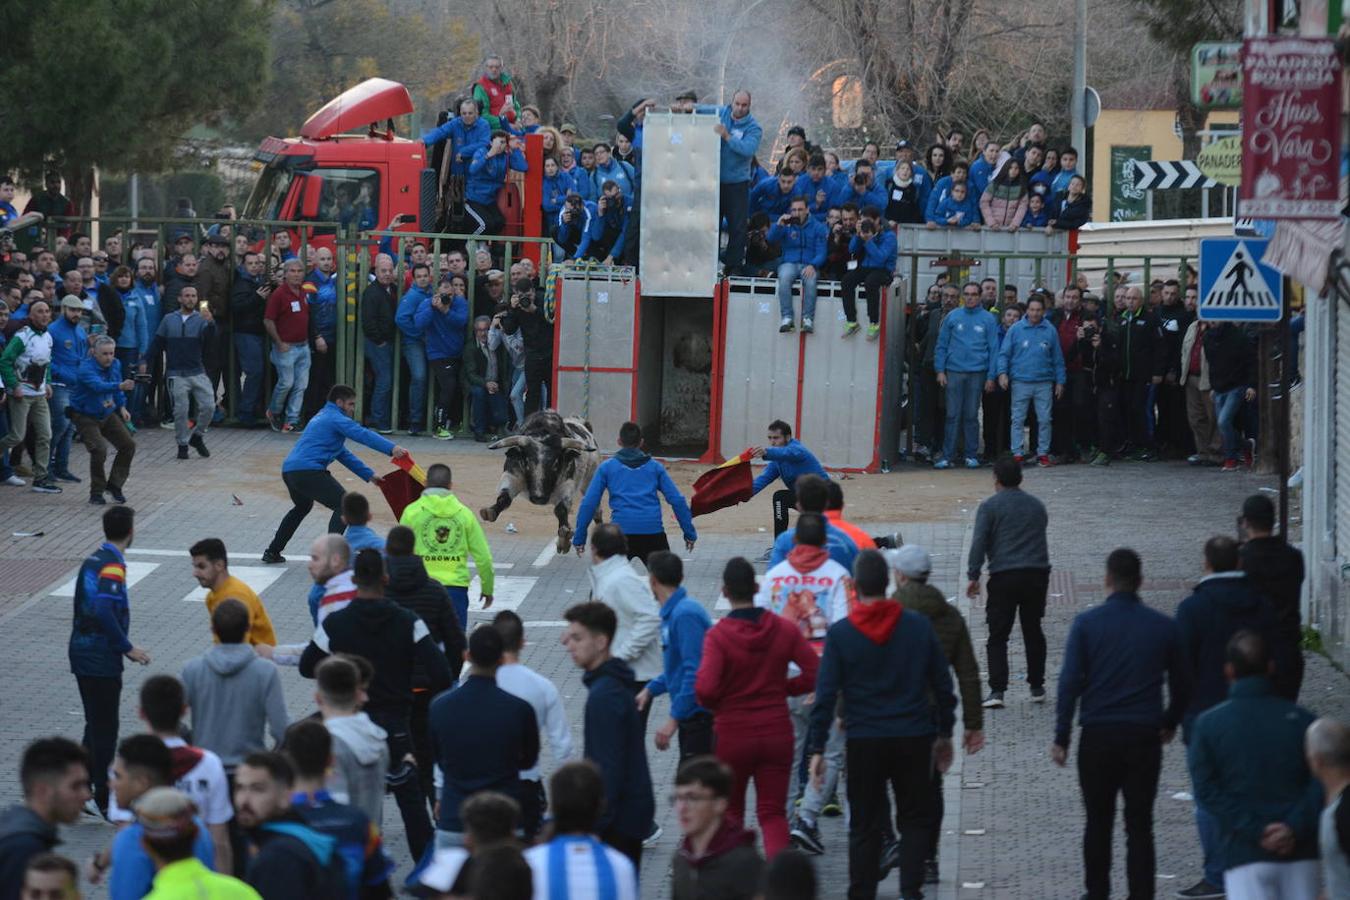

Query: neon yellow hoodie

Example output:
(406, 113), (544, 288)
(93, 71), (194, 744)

(399, 489), (495, 593)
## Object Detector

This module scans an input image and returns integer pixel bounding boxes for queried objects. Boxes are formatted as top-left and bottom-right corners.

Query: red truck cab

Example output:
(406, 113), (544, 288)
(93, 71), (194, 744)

(242, 77), (542, 260)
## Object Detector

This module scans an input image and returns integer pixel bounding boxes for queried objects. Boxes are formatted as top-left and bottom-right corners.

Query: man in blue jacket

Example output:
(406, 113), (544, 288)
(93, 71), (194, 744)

(262, 384), (409, 564)
(553, 192), (596, 261)
(46, 294), (88, 484)
(636, 553), (713, 763)
(997, 293), (1066, 466)
(395, 263), (434, 434)
(70, 335), (136, 505)
(69, 505), (151, 816)
(841, 214), (897, 340)
(1189, 630), (1321, 899)
(582, 182), (629, 265)
(421, 98), (491, 179)
(699, 91), (762, 276)
(794, 155), (835, 221)
(767, 197), (828, 334)
(414, 275), (469, 440)
(573, 421), (697, 563)
(934, 282), (999, 469)
(301, 248), (339, 422)
(1053, 547), (1188, 900)
(466, 130), (527, 236)
(809, 550), (955, 900)
(751, 171), (799, 222)
(563, 601), (655, 874)
(751, 419), (829, 539)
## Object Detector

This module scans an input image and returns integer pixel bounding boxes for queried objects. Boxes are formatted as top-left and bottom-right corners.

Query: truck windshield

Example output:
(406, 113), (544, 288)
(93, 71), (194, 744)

(308, 168), (381, 232)
(242, 165), (292, 221)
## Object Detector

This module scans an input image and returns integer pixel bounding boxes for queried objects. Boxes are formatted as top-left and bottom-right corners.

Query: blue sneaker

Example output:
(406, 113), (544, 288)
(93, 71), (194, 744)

(933, 458), (952, 470)
(965, 457), (981, 469)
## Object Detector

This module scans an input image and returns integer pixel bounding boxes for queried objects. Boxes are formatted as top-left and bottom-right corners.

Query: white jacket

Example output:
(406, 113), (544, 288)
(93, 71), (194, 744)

(589, 555), (663, 681)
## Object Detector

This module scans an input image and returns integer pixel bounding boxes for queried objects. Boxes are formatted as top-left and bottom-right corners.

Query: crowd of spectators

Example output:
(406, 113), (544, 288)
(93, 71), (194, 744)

(909, 269), (1265, 472)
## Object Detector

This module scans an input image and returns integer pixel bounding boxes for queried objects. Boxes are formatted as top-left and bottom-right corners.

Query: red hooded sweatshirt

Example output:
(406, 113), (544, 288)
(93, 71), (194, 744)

(696, 607), (820, 733)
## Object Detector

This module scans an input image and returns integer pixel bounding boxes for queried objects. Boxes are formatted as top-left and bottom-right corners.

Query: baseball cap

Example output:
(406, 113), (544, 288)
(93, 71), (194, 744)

(895, 139), (912, 150)
(675, 89), (698, 103)
(885, 545), (931, 578)
(559, 123), (577, 134)
(59, 294), (83, 311)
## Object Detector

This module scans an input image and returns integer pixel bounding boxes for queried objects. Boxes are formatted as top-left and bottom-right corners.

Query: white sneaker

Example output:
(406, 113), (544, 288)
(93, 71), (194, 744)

(1, 475), (24, 487)
(801, 317), (814, 334)
(779, 317), (795, 333)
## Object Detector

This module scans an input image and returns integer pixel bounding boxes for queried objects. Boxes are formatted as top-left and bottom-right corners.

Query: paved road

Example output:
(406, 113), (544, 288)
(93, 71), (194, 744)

(0, 425), (1341, 899)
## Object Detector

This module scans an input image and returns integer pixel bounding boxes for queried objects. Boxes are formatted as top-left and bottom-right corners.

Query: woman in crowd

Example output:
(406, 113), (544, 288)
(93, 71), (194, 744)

(981, 158), (1029, 230)
(1047, 175), (1092, 231)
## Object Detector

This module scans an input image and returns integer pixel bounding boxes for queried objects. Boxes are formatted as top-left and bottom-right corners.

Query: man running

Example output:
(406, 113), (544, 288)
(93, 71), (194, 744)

(262, 384), (408, 564)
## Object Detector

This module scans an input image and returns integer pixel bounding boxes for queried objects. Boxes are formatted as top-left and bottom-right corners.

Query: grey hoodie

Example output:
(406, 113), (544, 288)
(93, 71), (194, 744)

(325, 713), (389, 827)
(0, 805), (59, 900)
(181, 643), (289, 769)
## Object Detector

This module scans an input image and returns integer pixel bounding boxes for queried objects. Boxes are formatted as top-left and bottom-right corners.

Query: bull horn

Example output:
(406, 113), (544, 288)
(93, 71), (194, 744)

(559, 438), (597, 453)
(487, 435), (530, 450)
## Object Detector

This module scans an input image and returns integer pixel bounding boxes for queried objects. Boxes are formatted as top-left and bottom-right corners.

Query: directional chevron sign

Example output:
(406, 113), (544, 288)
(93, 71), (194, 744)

(1130, 159), (1219, 191)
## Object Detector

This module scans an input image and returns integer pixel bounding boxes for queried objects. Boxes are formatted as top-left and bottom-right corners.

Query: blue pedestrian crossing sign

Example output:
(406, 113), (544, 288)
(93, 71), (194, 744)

(1198, 237), (1283, 322)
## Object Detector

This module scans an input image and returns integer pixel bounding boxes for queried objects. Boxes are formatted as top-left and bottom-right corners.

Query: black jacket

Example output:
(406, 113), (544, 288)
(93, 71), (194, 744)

(463, 338), (509, 389)
(230, 267), (268, 335)
(1242, 536), (1306, 644)
(93, 282), (126, 339)
(299, 597), (453, 722)
(360, 281), (398, 345)
(884, 178), (925, 224)
(1075, 326), (1121, 389)
(0, 806), (58, 900)
(500, 302), (552, 363)
(1203, 323), (1255, 393)
(162, 270), (196, 316)
(1050, 191), (1092, 229)
(384, 554), (465, 687)
(1119, 308), (1166, 382)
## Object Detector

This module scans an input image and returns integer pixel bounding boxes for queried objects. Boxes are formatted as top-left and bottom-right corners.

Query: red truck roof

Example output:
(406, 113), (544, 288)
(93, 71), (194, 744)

(299, 77), (415, 141)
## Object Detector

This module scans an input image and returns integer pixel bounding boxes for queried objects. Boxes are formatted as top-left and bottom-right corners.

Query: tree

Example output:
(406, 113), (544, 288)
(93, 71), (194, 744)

(241, 0), (478, 141)
(0, 0), (275, 211)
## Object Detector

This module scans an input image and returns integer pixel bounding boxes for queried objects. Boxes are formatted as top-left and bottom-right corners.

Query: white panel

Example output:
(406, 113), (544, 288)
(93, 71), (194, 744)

(639, 112), (721, 297)
(719, 279), (800, 460)
(1334, 304), (1350, 559)
(52, 562), (159, 597)
(555, 370), (632, 447)
(556, 273), (637, 369)
(799, 290), (885, 470)
(180, 566), (288, 603)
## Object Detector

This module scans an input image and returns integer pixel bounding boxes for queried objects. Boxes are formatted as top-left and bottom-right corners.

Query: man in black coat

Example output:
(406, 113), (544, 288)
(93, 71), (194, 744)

(1203, 321), (1256, 470)
(384, 524), (465, 803)
(1239, 494), (1305, 700)
(360, 254), (399, 433)
(1118, 285), (1166, 460)
(499, 279), (553, 416)
(229, 251), (269, 427)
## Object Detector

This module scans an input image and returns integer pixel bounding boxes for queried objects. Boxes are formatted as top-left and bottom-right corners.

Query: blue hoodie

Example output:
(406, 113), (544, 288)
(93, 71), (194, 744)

(395, 284), (433, 342)
(832, 181), (887, 215)
(108, 818), (215, 900)
(750, 438), (828, 495)
(697, 104), (763, 184)
(768, 522), (858, 571)
(573, 449), (698, 547)
(553, 201), (596, 259)
(70, 355), (126, 419)
(766, 217), (828, 267)
(571, 166), (599, 203)
(929, 191), (980, 228)
(848, 230), (897, 272)
(130, 282), (160, 352)
(585, 202), (628, 260)
(281, 401), (395, 479)
(305, 268), (339, 343)
(750, 176), (797, 219)
(997, 317), (1066, 384)
(47, 315), (88, 386)
(421, 116), (491, 177)
(541, 172), (571, 217)
(645, 588), (712, 721)
(591, 159), (638, 206)
(793, 172), (834, 220)
(414, 293), (469, 361)
(1052, 168), (1078, 195)
(934, 304), (999, 376)
(969, 157), (996, 196)
(925, 175), (970, 222)
(466, 145), (527, 205)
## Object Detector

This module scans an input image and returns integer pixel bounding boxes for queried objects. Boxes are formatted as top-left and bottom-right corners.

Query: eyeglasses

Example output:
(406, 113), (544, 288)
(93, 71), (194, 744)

(668, 791), (716, 807)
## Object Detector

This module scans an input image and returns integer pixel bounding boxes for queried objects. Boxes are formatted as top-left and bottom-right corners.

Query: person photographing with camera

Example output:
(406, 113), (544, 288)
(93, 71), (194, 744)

(498, 279), (553, 416)
(767, 197), (827, 335)
(415, 273), (470, 440)
(840, 211), (897, 340)
(583, 180), (629, 266)
(553, 191), (595, 261)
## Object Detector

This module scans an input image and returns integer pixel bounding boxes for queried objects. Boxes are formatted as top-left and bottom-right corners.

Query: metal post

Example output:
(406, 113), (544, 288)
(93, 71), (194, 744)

(1071, 0), (1088, 157)
(129, 174), (140, 230)
(1278, 278), (1292, 536)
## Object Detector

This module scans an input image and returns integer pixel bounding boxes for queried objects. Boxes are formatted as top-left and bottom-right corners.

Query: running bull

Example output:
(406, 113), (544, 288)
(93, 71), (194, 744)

(481, 411), (600, 553)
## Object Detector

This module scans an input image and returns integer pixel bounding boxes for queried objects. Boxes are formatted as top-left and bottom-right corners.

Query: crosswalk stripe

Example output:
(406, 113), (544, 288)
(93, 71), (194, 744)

(465, 575), (538, 613)
(179, 566), (289, 603)
(123, 548), (510, 569)
(51, 562), (160, 598)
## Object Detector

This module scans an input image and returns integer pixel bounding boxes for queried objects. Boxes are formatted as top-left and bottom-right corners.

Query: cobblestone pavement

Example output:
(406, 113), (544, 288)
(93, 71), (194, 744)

(0, 425), (1343, 899)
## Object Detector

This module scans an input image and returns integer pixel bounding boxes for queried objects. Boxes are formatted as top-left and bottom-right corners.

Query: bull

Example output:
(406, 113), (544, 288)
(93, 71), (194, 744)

(481, 411), (601, 553)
